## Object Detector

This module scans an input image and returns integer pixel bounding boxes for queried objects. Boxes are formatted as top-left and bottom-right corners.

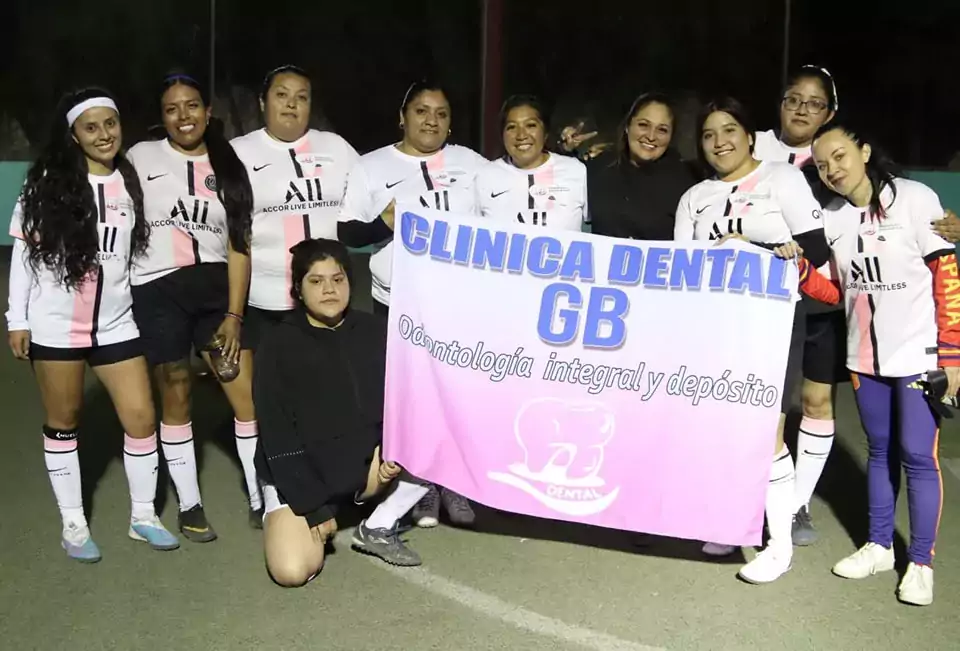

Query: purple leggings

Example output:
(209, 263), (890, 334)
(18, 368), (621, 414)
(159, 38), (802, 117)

(852, 373), (942, 566)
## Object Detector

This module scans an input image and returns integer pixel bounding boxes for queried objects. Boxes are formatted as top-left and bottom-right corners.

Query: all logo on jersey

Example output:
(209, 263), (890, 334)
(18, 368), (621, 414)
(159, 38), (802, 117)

(263, 178), (340, 214)
(709, 218), (744, 240)
(420, 190), (451, 211)
(286, 179), (323, 204)
(97, 225), (119, 261)
(849, 256), (906, 292)
(517, 211), (548, 226)
(171, 198), (210, 225)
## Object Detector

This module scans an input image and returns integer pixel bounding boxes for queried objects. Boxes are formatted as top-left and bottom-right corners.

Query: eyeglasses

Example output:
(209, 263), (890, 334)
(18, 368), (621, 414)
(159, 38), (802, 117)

(782, 96), (830, 115)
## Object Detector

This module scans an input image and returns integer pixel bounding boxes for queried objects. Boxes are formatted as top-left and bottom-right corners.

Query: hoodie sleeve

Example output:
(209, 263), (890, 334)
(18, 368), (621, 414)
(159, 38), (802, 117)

(253, 329), (336, 527)
(914, 184), (960, 367)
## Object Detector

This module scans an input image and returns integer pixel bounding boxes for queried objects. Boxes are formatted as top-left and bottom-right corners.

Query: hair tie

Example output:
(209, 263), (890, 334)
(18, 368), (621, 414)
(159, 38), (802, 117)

(66, 97), (118, 127)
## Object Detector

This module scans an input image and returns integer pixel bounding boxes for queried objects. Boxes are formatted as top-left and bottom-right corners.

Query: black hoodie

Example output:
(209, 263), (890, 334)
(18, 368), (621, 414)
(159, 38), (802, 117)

(253, 308), (386, 527)
(587, 149), (700, 241)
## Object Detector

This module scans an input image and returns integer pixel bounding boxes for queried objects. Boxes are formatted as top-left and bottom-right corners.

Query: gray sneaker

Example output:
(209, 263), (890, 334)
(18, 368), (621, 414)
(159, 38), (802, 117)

(412, 484), (441, 528)
(792, 506), (818, 546)
(441, 487), (476, 527)
(351, 520), (422, 566)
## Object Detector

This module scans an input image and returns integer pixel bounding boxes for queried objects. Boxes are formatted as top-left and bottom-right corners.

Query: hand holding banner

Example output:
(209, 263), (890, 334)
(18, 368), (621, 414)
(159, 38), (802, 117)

(384, 206), (799, 546)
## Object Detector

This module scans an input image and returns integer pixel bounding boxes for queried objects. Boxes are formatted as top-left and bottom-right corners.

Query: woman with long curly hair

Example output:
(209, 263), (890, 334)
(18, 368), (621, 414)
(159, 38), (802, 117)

(128, 73), (261, 539)
(5, 88), (179, 562)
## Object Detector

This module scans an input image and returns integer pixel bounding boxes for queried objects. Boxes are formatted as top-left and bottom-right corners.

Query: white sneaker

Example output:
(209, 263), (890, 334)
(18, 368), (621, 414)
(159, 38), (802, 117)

(898, 563), (934, 606)
(702, 542), (738, 556)
(832, 543), (895, 579)
(738, 546), (792, 584)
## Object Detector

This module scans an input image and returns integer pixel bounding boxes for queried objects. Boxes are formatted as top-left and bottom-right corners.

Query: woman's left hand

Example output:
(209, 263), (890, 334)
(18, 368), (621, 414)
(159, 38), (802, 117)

(216, 316), (242, 364)
(773, 241), (804, 260)
(378, 461), (402, 484)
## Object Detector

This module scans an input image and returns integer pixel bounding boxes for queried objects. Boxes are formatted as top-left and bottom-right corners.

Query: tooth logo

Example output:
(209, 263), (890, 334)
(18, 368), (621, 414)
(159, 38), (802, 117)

(488, 398), (620, 516)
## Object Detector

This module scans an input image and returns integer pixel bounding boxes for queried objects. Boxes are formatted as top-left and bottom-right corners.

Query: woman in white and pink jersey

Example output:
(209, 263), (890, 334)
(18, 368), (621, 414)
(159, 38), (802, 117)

(337, 80), (487, 530)
(475, 94), (589, 232)
(5, 89), (179, 562)
(127, 73), (262, 540)
(231, 65), (360, 347)
(754, 65), (843, 548)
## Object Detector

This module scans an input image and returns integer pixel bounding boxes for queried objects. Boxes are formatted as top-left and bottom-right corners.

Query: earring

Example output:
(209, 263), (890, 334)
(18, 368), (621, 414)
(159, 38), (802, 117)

(399, 121), (405, 129)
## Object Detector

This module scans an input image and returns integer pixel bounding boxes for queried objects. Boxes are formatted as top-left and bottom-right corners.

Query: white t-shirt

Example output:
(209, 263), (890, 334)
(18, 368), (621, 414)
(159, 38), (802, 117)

(6, 171), (140, 348)
(675, 161), (823, 243)
(231, 128), (359, 310)
(754, 129), (812, 168)
(127, 139), (230, 285)
(820, 178), (954, 377)
(338, 143), (487, 305)
(474, 154), (589, 232)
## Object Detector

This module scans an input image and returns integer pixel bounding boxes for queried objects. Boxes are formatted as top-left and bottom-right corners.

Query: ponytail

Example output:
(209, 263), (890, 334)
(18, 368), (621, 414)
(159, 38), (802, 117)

(115, 151), (149, 263)
(205, 117), (253, 254)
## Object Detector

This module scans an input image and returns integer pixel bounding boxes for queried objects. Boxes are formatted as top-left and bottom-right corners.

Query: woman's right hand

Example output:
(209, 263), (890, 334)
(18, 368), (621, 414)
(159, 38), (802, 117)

(8, 330), (30, 360)
(773, 241), (803, 260)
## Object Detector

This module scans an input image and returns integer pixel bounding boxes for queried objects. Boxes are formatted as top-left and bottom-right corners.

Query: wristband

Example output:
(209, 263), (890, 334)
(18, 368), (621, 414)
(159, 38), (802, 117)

(225, 312), (244, 324)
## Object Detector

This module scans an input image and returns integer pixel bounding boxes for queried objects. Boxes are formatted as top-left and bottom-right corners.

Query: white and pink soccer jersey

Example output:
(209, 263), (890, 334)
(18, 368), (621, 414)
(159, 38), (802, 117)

(5, 171), (140, 348)
(231, 128), (359, 310)
(127, 139), (230, 285)
(675, 161), (823, 243)
(819, 179), (955, 377)
(475, 154), (589, 233)
(338, 143), (487, 306)
(754, 129), (812, 168)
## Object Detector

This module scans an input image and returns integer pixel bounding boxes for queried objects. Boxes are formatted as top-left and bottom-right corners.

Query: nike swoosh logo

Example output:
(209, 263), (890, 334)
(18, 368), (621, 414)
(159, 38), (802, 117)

(48, 467), (67, 473)
(828, 235), (843, 246)
(253, 164), (272, 172)
(386, 180), (404, 189)
(491, 190), (509, 199)
(146, 174), (167, 182)
(696, 206), (710, 214)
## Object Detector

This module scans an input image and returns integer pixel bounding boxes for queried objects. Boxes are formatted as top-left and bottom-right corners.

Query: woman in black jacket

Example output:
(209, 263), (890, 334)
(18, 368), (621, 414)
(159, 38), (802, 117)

(583, 93), (700, 240)
(253, 238), (429, 587)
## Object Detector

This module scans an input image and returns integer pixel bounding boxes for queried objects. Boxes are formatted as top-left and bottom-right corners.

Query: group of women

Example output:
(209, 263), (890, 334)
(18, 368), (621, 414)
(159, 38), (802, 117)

(6, 63), (959, 603)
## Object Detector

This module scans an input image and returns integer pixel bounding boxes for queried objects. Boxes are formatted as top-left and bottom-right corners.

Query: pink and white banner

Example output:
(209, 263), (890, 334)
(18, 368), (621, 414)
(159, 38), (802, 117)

(384, 206), (799, 546)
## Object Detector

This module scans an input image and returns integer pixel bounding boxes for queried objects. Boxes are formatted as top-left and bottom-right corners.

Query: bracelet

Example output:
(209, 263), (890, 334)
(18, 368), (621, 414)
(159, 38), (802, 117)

(225, 312), (244, 324)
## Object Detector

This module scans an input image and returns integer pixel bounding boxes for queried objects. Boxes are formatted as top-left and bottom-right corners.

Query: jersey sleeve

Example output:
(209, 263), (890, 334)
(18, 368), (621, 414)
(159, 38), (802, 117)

(909, 184), (960, 366)
(797, 257), (841, 305)
(6, 236), (32, 332)
(337, 161), (375, 223)
(774, 165), (824, 236)
(674, 188), (696, 240)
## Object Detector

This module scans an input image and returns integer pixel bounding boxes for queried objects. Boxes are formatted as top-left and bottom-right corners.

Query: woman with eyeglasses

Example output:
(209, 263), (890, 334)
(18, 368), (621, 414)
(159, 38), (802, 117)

(753, 66), (844, 547)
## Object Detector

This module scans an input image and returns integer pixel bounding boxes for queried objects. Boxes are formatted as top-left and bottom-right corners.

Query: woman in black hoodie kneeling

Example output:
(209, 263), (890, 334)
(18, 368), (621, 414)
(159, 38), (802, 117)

(253, 238), (429, 587)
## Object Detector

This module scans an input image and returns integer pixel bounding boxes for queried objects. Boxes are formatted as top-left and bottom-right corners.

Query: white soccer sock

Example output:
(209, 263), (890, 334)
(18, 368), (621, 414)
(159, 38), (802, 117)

(234, 419), (263, 511)
(123, 433), (159, 522)
(766, 447), (796, 554)
(160, 422), (201, 512)
(366, 480), (430, 530)
(43, 428), (86, 529)
(794, 417), (835, 512)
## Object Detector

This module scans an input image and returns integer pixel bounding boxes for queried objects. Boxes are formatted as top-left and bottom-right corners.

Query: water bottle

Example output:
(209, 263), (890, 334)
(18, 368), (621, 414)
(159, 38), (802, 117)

(203, 333), (240, 383)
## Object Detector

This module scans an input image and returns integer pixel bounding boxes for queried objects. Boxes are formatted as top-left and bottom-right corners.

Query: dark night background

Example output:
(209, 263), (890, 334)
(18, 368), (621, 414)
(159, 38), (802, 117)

(1, 0), (959, 167)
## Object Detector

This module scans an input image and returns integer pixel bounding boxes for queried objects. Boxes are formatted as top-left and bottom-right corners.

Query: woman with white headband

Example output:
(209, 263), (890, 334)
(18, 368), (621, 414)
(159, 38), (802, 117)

(5, 88), (179, 562)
